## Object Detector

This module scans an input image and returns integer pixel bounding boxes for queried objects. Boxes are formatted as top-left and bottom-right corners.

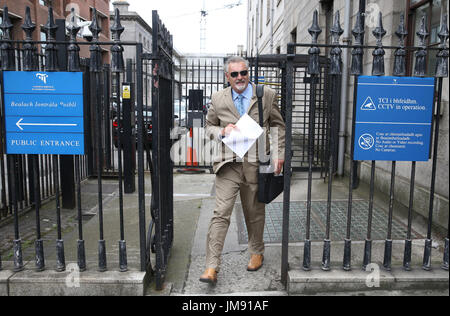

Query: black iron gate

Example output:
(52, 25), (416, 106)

(0, 6), (153, 280)
(172, 57), (226, 171)
(144, 10), (175, 290)
(173, 54), (334, 176)
(249, 55), (334, 176)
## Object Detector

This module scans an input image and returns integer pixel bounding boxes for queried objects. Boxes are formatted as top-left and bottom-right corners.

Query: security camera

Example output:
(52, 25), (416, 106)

(78, 21), (93, 42)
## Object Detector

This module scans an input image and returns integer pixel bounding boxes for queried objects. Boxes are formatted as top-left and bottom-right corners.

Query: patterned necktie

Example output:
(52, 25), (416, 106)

(236, 94), (245, 117)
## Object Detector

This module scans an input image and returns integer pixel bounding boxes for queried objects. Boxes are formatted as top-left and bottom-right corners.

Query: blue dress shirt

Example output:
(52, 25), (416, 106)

(232, 84), (253, 117)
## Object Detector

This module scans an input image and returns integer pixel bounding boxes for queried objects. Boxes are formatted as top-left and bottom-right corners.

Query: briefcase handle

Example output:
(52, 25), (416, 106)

(256, 85), (264, 128)
(256, 85), (271, 167)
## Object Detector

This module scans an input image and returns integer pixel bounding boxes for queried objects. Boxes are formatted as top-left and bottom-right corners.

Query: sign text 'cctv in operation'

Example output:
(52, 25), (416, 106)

(354, 76), (435, 162)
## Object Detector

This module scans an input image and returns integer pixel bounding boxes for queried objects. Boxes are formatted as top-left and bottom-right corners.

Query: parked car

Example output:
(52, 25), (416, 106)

(174, 97), (187, 127)
(112, 106), (153, 150)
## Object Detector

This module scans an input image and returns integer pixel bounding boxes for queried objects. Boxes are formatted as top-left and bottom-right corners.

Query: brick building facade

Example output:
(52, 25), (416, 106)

(1, 0), (110, 62)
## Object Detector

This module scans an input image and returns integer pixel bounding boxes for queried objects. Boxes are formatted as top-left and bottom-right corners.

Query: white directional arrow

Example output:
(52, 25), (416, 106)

(16, 118), (78, 131)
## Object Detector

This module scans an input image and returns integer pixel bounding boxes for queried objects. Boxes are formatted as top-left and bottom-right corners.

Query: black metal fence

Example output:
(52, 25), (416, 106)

(280, 10), (449, 284)
(171, 58), (226, 171)
(249, 55), (334, 176)
(172, 54), (334, 176)
(0, 6), (153, 278)
(141, 10), (175, 290)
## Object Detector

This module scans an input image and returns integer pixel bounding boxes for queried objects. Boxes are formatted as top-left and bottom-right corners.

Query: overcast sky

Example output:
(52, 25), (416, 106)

(112, 0), (248, 55)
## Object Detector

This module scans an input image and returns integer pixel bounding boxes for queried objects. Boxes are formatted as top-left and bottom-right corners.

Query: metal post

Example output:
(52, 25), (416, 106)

(75, 156), (86, 271)
(303, 10), (322, 271)
(0, 7), (16, 71)
(337, 0), (352, 176)
(435, 14), (448, 271)
(23, 7), (46, 271)
(423, 77), (442, 271)
(404, 162), (416, 271)
(372, 13), (386, 76)
(9, 156), (23, 272)
(343, 12), (365, 270)
(281, 43), (294, 286)
(43, 6), (66, 273)
(443, 216), (449, 271)
(343, 78), (357, 272)
(103, 65), (112, 171)
(383, 162), (396, 271)
(111, 8), (128, 272)
(55, 18), (77, 210)
(54, 155), (66, 272)
(414, 16), (429, 77)
(137, 41), (146, 272)
(66, 8), (87, 272)
(89, 9), (107, 272)
(363, 160), (375, 270)
(1, 7), (19, 270)
(322, 12), (343, 271)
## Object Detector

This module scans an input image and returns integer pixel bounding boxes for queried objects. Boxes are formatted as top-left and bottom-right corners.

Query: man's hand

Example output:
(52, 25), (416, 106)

(221, 124), (239, 137)
(273, 159), (284, 175)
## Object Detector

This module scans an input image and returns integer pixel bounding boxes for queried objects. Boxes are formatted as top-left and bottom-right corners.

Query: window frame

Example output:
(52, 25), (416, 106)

(405, 0), (445, 76)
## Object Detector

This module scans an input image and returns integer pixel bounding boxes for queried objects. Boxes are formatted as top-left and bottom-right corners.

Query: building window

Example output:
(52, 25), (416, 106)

(267, 0), (271, 25)
(291, 27), (297, 44)
(40, 31), (47, 47)
(407, 0), (448, 76)
(0, 15), (3, 40)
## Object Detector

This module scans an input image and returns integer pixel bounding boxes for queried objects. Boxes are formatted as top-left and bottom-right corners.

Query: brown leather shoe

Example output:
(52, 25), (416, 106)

(199, 268), (218, 284)
(247, 254), (264, 271)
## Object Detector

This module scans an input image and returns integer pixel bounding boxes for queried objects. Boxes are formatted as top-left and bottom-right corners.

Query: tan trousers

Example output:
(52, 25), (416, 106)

(206, 162), (266, 271)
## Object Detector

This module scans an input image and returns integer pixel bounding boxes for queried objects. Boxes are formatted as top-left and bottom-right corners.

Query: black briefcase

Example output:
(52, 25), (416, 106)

(258, 168), (284, 204)
(256, 85), (284, 204)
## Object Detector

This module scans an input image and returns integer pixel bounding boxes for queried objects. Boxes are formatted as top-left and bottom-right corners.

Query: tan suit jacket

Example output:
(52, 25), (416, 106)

(205, 83), (286, 177)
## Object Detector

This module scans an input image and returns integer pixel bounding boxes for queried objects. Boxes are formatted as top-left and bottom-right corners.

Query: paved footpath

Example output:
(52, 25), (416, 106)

(2, 173), (448, 296)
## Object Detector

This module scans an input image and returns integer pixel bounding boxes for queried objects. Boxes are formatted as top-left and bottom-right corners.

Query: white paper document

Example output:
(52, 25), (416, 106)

(221, 114), (264, 159)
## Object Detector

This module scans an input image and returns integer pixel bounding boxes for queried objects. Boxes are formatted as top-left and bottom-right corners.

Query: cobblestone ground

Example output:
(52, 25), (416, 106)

(0, 180), (118, 263)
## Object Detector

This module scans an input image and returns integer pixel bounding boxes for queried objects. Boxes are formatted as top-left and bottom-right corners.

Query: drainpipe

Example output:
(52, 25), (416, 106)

(270, 0), (275, 54)
(351, 0), (366, 188)
(337, 0), (352, 176)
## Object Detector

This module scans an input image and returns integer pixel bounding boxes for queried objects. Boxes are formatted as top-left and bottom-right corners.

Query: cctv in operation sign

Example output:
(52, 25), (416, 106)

(2, 71), (85, 155)
(354, 76), (435, 162)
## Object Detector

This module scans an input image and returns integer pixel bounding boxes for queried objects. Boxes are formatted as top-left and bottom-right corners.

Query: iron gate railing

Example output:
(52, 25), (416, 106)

(144, 10), (175, 290)
(172, 57), (226, 171)
(173, 54), (334, 176)
(281, 10), (449, 285)
(249, 55), (334, 176)
(0, 6), (153, 278)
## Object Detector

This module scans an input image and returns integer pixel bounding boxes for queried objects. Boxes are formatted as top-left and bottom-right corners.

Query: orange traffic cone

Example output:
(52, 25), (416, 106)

(179, 128), (205, 174)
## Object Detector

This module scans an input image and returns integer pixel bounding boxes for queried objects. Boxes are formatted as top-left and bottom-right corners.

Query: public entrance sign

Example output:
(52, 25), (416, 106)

(2, 71), (85, 155)
(354, 76), (435, 162)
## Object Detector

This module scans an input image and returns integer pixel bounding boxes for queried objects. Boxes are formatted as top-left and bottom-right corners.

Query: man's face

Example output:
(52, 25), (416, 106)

(226, 62), (250, 93)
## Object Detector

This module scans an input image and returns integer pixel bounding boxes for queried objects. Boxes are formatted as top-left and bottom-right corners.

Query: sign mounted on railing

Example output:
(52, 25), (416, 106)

(2, 71), (85, 155)
(354, 76), (435, 162)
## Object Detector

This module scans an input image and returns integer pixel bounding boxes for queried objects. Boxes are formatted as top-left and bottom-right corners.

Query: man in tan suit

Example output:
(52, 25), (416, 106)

(200, 56), (285, 284)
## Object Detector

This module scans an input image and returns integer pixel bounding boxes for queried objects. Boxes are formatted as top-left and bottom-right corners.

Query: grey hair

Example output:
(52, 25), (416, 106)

(224, 56), (249, 73)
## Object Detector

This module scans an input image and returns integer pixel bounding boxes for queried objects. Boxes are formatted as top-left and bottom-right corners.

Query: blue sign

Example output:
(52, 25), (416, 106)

(3, 71), (84, 155)
(354, 76), (435, 162)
